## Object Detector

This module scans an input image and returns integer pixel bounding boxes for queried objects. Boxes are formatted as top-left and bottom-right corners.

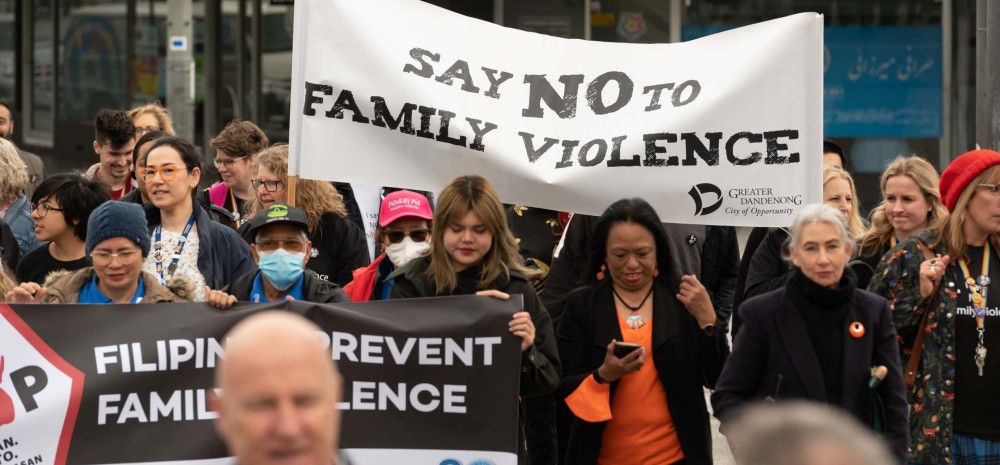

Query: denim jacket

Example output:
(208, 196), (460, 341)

(3, 195), (42, 256)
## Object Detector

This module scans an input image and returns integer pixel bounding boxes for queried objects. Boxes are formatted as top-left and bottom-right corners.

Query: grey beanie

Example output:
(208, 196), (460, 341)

(85, 201), (151, 256)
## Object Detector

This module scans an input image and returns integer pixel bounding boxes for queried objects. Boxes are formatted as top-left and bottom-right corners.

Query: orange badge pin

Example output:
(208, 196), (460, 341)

(849, 321), (865, 338)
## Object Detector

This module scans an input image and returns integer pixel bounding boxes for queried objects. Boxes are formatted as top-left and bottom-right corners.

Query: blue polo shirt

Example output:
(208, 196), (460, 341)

(78, 275), (146, 304)
(249, 272), (305, 303)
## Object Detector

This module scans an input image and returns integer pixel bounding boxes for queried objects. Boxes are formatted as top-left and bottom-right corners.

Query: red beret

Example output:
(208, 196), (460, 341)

(939, 149), (1000, 212)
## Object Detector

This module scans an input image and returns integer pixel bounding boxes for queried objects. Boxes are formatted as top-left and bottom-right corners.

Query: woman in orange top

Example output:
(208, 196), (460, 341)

(557, 198), (726, 465)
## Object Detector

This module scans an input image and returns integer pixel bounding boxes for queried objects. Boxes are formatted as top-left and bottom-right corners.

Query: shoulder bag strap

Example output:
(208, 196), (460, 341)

(905, 240), (938, 390)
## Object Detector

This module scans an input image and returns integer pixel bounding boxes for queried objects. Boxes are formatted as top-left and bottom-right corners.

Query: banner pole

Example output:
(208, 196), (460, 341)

(287, 175), (299, 207)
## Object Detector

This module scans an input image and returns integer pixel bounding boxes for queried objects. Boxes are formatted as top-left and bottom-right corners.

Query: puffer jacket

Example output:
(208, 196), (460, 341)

(41, 268), (195, 303)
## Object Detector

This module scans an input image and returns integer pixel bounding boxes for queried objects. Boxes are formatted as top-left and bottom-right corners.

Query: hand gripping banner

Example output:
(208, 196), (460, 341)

(0, 297), (523, 465)
(288, 0), (823, 226)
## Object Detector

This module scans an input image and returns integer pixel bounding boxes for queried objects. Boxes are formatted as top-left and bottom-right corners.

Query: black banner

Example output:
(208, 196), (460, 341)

(0, 296), (522, 465)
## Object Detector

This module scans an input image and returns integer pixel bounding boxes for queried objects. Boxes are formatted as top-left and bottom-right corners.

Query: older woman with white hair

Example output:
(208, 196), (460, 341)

(712, 203), (909, 464)
(0, 138), (42, 259)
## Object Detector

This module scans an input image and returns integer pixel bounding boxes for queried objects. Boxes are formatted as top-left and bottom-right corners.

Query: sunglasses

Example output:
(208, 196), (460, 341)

(385, 228), (429, 244)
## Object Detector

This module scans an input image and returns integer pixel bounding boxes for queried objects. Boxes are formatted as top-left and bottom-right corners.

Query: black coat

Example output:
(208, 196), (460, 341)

(701, 225), (739, 327)
(731, 226), (770, 336)
(1, 221), (20, 273)
(543, 215), (735, 332)
(557, 280), (727, 465)
(742, 227), (791, 302)
(711, 284), (909, 463)
(388, 256), (560, 465)
(224, 269), (350, 303)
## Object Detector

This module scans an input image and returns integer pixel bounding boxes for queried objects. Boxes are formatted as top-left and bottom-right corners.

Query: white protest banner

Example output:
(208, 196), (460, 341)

(289, 0), (823, 226)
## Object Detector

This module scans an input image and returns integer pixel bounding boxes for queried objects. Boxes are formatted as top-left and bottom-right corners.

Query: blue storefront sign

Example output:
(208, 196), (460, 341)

(684, 24), (942, 138)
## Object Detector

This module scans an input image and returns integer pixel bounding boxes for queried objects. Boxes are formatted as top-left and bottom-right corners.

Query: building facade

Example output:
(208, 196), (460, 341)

(0, 0), (978, 211)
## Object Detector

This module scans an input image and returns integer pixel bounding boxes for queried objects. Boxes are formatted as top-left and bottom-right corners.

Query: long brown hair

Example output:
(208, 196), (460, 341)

(426, 175), (530, 294)
(245, 145), (348, 232)
(858, 156), (947, 257)
(934, 165), (1000, 262)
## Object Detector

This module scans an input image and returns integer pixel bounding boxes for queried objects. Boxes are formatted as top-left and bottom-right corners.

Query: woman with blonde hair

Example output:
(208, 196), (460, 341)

(0, 138), (41, 259)
(244, 145), (369, 285)
(869, 149), (1000, 465)
(743, 167), (868, 302)
(856, 156), (947, 287)
(824, 166), (866, 239)
(387, 174), (559, 463)
(127, 103), (176, 137)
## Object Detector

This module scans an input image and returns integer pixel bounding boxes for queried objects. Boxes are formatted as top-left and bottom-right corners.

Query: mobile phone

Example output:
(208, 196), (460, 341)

(613, 341), (641, 358)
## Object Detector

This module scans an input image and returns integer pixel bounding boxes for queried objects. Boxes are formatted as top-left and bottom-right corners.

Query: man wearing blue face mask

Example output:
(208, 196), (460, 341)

(206, 203), (350, 308)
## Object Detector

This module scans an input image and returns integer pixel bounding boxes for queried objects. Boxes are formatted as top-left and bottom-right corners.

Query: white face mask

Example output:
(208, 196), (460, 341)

(385, 237), (430, 267)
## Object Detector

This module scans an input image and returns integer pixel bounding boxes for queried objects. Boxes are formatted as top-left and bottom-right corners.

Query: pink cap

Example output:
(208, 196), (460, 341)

(379, 190), (433, 227)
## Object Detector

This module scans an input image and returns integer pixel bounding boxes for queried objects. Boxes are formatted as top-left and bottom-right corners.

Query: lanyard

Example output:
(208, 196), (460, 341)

(153, 214), (196, 284)
(958, 242), (990, 329)
(228, 190), (242, 228)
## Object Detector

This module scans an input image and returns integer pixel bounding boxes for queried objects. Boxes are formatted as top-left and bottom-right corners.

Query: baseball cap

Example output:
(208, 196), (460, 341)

(379, 190), (433, 227)
(243, 203), (310, 242)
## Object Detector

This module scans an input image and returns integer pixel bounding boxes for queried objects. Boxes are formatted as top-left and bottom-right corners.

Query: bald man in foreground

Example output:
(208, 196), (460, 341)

(211, 311), (344, 465)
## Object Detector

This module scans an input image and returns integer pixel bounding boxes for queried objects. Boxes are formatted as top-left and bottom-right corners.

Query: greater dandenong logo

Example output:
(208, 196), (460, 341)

(688, 183), (723, 216)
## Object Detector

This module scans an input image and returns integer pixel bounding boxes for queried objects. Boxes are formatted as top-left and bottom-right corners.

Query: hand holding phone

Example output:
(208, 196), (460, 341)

(599, 340), (645, 383)
(613, 341), (642, 359)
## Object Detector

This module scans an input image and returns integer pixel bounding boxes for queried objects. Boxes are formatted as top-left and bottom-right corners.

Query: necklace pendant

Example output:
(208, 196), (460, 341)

(626, 313), (645, 329)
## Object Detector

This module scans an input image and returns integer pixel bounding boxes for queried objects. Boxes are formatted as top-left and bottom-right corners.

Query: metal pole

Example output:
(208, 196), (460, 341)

(251, 0), (262, 123)
(126, 0), (135, 108)
(165, 0), (195, 141)
(236, 0), (245, 119)
(977, 0), (1000, 149)
(669, 0), (682, 43)
(204, 0), (220, 151)
(941, 0), (953, 168)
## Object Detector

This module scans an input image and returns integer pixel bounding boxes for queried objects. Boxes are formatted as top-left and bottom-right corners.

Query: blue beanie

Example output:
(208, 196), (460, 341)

(85, 201), (151, 256)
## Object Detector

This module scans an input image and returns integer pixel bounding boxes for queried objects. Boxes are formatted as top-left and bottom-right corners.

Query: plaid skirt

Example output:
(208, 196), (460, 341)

(953, 434), (1000, 465)
(914, 434), (1000, 465)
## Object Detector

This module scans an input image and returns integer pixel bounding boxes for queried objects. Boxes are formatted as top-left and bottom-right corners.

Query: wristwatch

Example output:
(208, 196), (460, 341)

(593, 368), (608, 384)
(701, 323), (717, 337)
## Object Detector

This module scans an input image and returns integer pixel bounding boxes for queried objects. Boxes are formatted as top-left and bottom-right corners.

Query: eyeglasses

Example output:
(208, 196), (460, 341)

(138, 164), (188, 182)
(251, 179), (284, 192)
(385, 228), (429, 244)
(135, 126), (158, 137)
(213, 156), (249, 169)
(30, 202), (64, 218)
(256, 238), (306, 253)
(979, 184), (1000, 196)
(91, 248), (142, 265)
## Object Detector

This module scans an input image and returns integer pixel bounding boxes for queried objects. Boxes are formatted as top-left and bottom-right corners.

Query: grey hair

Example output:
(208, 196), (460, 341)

(785, 203), (854, 259)
(725, 401), (896, 465)
(254, 227), (309, 245)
